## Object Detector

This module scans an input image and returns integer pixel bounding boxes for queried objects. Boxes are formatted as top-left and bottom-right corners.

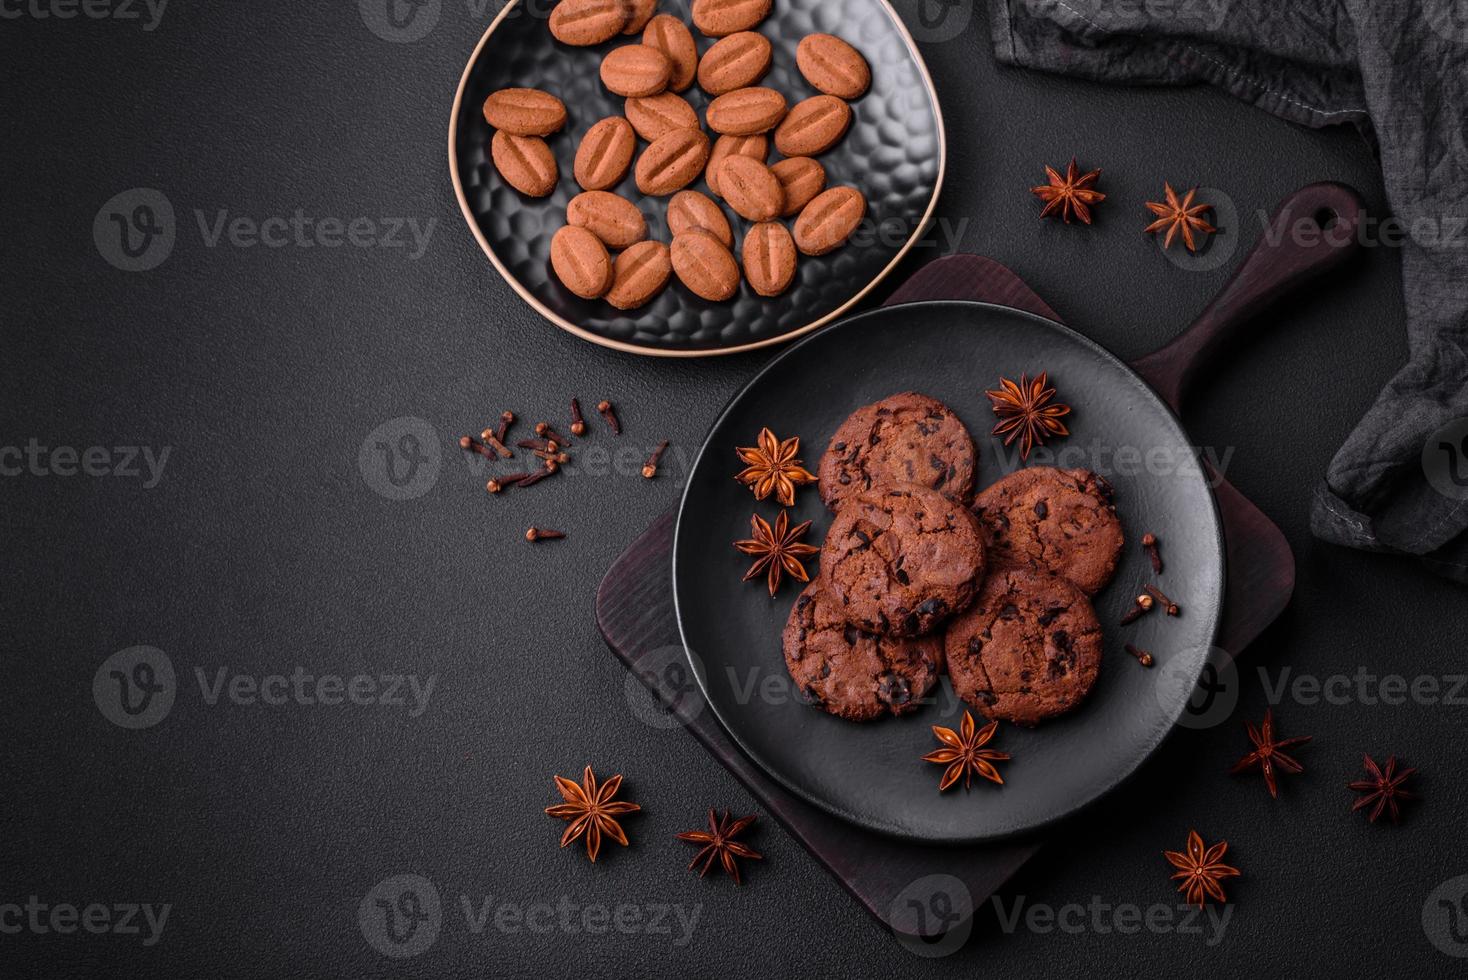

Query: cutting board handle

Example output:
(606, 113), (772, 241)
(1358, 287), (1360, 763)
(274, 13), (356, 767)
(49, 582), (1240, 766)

(1132, 182), (1365, 411)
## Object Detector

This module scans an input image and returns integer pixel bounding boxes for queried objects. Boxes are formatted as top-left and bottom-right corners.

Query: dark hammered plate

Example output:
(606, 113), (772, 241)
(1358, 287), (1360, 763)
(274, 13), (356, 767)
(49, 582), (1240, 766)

(449, 0), (945, 357)
(673, 302), (1225, 842)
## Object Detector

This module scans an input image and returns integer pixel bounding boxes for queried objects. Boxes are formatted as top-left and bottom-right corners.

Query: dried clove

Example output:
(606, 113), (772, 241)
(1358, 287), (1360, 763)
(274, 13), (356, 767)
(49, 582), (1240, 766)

(525, 527), (566, 542)
(1125, 643), (1155, 668)
(478, 429), (514, 459)
(1142, 533), (1163, 574)
(1119, 592), (1155, 626)
(459, 436), (497, 461)
(570, 398), (587, 437)
(1144, 584), (1180, 617)
(643, 440), (669, 479)
(486, 473), (533, 494)
(597, 399), (621, 435)
(496, 411), (515, 446)
(517, 467), (556, 488)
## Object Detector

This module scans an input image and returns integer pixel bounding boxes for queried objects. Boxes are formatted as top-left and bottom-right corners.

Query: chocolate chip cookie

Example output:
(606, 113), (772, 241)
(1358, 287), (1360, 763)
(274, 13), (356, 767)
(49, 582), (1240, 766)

(944, 566), (1103, 726)
(972, 467), (1124, 595)
(782, 579), (943, 721)
(821, 484), (986, 637)
(818, 392), (977, 509)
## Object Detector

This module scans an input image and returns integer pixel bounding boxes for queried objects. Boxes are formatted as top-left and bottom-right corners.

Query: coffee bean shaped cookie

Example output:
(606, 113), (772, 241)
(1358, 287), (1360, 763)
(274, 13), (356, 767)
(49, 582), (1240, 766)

(671, 229), (740, 301)
(821, 484), (987, 637)
(635, 128), (710, 195)
(774, 95), (852, 157)
(705, 134), (767, 197)
(944, 566), (1103, 726)
(491, 132), (558, 197)
(771, 157), (826, 217)
(566, 191), (648, 249)
(706, 87), (788, 135)
(973, 467), (1124, 595)
(718, 156), (783, 222)
(606, 240), (672, 310)
(819, 392), (977, 509)
(549, 0), (628, 46)
(691, 0), (772, 37)
(742, 221), (797, 297)
(642, 15), (698, 92)
(667, 190), (734, 249)
(601, 44), (672, 98)
(550, 225), (614, 299)
(625, 92), (699, 141)
(574, 116), (636, 191)
(796, 34), (871, 100)
(482, 88), (567, 136)
(783, 579), (943, 721)
(794, 186), (866, 256)
(698, 31), (773, 95)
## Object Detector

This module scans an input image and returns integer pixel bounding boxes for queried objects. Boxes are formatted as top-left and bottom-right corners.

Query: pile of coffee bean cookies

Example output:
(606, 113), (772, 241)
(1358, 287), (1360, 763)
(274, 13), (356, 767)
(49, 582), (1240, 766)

(480, 0), (872, 307)
(782, 392), (1126, 726)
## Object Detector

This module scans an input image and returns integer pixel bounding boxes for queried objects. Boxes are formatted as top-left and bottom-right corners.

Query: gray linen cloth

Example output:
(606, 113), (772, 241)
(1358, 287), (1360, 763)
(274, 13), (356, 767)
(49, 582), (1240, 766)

(987, 0), (1468, 582)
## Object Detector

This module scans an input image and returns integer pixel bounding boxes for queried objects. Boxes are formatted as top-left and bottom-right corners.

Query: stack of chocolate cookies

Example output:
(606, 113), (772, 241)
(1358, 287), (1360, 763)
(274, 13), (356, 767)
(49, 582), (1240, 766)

(781, 392), (1125, 726)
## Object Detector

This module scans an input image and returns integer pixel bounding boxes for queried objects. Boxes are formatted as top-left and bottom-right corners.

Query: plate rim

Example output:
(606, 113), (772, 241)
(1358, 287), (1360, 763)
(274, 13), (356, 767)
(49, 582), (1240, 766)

(671, 299), (1227, 843)
(446, 0), (949, 358)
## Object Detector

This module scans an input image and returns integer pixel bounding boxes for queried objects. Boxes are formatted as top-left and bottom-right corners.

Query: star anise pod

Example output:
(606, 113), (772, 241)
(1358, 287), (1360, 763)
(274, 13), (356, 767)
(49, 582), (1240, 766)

(1031, 158), (1106, 224)
(1145, 183), (1217, 252)
(923, 710), (1010, 791)
(544, 765), (641, 862)
(734, 510), (819, 597)
(1228, 708), (1312, 798)
(735, 427), (816, 507)
(984, 372), (1071, 461)
(1164, 829), (1240, 909)
(675, 809), (763, 885)
(1348, 754), (1418, 824)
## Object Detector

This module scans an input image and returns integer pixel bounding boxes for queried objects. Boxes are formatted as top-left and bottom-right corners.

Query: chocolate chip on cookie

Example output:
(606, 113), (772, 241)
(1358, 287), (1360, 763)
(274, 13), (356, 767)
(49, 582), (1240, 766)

(821, 484), (986, 637)
(973, 467), (1124, 595)
(818, 392), (978, 509)
(944, 566), (1103, 726)
(782, 579), (943, 721)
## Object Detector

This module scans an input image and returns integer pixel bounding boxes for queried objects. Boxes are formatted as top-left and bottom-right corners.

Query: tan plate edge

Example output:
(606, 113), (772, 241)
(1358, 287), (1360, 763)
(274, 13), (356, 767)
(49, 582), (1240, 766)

(447, 0), (948, 359)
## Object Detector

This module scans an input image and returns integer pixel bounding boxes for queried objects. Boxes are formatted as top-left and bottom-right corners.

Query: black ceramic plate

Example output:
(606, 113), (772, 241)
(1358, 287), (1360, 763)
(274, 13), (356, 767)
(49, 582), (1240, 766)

(673, 302), (1226, 842)
(449, 0), (944, 357)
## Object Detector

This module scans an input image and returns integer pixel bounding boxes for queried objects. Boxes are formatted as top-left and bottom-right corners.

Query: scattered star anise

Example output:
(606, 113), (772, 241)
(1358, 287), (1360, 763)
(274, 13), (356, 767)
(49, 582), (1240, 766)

(1164, 829), (1240, 909)
(1228, 708), (1312, 798)
(735, 427), (816, 507)
(1030, 158), (1106, 224)
(985, 372), (1071, 461)
(1145, 183), (1217, 252)
(923, 710), (1010, 791)
(734, 510), (819, 597)
(675, 809), (763, 885)
(1348, 754), (1418, 824)
(544, 765), (641, 863)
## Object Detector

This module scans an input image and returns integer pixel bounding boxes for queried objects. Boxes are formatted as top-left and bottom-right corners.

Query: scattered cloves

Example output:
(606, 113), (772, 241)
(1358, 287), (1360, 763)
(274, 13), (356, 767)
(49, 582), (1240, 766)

(597, 399), (621, 435)
(643, 440), (670, 479)
(1125, 643), (1155, 668)
(536, 422), (572, 446)
(1119, 592), (1155, 625)
(1144, 584), (1180, 617)
(526, 527), (566, 542)
(570, 398), (587, 437)
(496, 411), (515, 446)
(1142, 533), (1163, 574)
(459, 435), (497, 461)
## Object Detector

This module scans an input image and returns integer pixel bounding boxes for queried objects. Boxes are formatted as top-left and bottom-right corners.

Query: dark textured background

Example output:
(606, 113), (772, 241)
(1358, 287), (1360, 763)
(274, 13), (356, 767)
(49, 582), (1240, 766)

(4, 1), (1466, 976)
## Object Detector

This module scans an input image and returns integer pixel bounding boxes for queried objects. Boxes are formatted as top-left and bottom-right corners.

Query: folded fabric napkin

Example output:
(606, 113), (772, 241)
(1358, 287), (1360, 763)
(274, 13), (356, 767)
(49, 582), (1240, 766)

(987, 0), (1468, 582)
